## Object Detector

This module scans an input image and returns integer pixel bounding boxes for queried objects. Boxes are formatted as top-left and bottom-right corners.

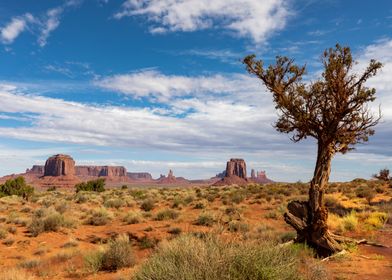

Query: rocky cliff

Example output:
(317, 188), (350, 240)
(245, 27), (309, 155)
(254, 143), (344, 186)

(127, 172), (153, 180)
(44, 154), (75, 177)
(213, 158), (248, 186)
(76, 166), (127, 177)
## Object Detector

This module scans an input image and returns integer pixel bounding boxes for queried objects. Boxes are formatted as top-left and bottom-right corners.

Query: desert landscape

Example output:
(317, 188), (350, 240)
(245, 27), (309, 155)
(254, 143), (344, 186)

(1, 1), (392, 279)
(0, 156), (391, 279)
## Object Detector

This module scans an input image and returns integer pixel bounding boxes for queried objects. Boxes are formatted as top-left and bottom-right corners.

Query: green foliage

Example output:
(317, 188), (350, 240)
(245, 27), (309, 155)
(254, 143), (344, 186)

(84, 234), (135, 272)
(140, 198), (155, 212)
(133, 235), (302, 280)
(0, 177), (34, 200)
(75, 178), (105, 193)
(195, 213), (215, 227)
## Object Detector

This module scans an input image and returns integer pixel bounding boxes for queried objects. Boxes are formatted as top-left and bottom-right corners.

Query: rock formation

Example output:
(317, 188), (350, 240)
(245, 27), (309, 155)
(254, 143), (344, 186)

(75, 166), (127, 177)
(157, 169), (189, 184)
(44, 154), (75, 177)
(213, 158), (248, 186)
(127, 172), (153, 181)
(226, 158), (247, 178)
(251, 169), (256, 179)
(26, 165), (44, 175)
(249, 170), (273, 184)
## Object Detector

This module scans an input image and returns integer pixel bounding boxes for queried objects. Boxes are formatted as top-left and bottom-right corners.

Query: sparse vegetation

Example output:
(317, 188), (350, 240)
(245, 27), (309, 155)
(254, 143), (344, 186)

(75, 178), (106, 193)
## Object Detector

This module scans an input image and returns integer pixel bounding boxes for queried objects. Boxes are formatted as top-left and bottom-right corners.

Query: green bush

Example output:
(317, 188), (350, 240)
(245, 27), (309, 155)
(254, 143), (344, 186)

(75, 178), (105, 193)
(84, 234), (135, 272)
(154, 209), (179, 221)
(140, 199), (155, 212)
(28, 210), (74, 237)
(133, 235), (302, 280)
(195, 213), (215, 227)
(0, 177), (34, 200)
(85, 208), (113, 226)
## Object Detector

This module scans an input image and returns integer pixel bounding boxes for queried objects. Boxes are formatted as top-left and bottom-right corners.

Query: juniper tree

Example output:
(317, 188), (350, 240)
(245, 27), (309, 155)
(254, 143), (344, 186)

(243, 44), (382, 255)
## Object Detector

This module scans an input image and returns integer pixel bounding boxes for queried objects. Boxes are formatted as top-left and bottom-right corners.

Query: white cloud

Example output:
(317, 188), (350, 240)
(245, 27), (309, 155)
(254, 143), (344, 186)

(95, 70), (263, 103)
(114, 0), (290, 43)
(355, 38), (392, 119)
(0, 13), (34, 44)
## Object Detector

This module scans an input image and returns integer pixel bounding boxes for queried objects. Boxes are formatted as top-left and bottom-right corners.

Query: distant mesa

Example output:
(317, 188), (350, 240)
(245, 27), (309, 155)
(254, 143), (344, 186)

(127, 172), (153, 181)
(213, 158), (249, 186)
(44, 154), (75, 177)
(213, 158), (273, 186)
(76, 166), (127, 177)
(157, 169), (190, 185)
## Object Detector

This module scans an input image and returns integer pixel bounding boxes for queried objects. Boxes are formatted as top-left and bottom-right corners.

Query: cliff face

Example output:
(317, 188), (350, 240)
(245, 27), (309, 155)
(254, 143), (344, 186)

(44, 154), (75, 177)
(213, 158), (248, 186)
(76, 166), (127, 177)
(127, 172), (153, 180)
(26, 165), (44, 175)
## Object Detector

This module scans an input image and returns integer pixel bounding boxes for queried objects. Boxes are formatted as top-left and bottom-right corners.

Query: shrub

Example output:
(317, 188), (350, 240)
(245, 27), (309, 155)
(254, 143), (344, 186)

(28, 210), (74, 236)
(123, 211), (143, 224)
(139, 236), (158, 249)
(228, 221), (250, 233)
(133, 235), (302, 280)
(328, 211), (358, 233)
(104, 198), (125, 209)
(85, 234), (135, 272)
(195, 213), (215, 227)
(85, 208), (113, 226)
(0, 268), (35, 280)
(168, 227), (182, 235)
(155, 209), (179, 221)
(363, 212), (388, 230)
(140, 199), (155, 212)
(0, 177), (34, 200)
(75, 178), (105, 193)
(355, 186), (376, 203)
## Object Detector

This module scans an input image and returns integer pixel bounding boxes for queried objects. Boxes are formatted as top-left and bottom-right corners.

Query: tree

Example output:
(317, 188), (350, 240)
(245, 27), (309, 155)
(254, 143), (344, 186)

(243, 44), (382, 255)
(0, 176), (34, 200)
(373, 168), (390, 181)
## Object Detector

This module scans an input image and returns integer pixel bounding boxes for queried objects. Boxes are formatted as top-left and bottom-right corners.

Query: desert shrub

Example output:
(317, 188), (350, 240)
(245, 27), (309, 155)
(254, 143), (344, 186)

(154, 209), (179, 221)
(227, 221), (249, 233)
(355, 186), (376, 203)
(328, 211), (358, 233)
(0, 227), (7, 239)
(121, 185), (128, 190)
(8, 226), (17, 234)
(55, 201), (69, 214)
(0, 177), (34, 200)
(140, 199), (155, 212)
(279, 231), (297, 243)
(130, 189), (148, 200)
(85, 208), (113, 226)
(195, 213), (215, 227)
(19, 259), (41, 269)
(28, 209), (75, 236)
(47, 186), (57, 192)
(104, 198), (125, 209)
(363, 212), (388, 230)
(133, 235), (302, 280)
(85, 234), (135, 272)
(168, 227), (182, 235)
(123, 211), (143, 224)
(0, 268), (35, 280)
(194, 202), (205, 209)
(75, 178), (105, 193)
(139, 235), (159, 249)
(171, 197), (182, 208)
(264, 211), (278, 219)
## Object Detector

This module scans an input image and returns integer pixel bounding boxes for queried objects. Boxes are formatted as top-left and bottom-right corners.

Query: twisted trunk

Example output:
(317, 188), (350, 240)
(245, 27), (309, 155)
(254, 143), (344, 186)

(284, 141), (342, 256)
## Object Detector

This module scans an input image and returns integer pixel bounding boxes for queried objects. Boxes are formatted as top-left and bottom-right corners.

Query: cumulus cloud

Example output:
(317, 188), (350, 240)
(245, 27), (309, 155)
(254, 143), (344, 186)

(114, 0), (290, 43)
(0, 13), (34, 44)
(355, 38), (392, 119)
(95, 70), (263, 103)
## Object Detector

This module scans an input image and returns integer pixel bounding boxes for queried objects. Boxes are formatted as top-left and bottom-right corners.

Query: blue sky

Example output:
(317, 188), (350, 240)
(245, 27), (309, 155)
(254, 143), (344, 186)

(0, 0), (391, 181)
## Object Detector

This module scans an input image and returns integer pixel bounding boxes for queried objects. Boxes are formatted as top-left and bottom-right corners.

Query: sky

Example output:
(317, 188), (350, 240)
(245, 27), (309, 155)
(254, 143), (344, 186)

(0, 0), (391, 181)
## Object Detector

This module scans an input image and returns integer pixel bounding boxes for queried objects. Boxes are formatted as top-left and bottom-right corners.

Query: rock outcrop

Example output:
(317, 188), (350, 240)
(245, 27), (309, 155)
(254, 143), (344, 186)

(226, 158), (247, 178)
(213, 158), (248, 186)
(250, 170), (273, 184)
(44, 154), (75, 177)
(127, 172), (153, 181)
(75, 166), (127, 177)
(157, 169), (189, 184)
(26, 165), (44, 175)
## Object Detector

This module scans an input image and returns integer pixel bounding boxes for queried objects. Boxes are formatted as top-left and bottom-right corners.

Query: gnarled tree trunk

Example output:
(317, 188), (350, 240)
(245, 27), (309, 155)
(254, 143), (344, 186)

(284, 141), (342, 256)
